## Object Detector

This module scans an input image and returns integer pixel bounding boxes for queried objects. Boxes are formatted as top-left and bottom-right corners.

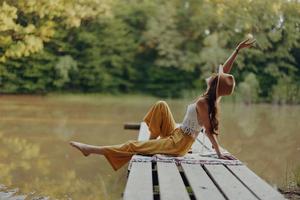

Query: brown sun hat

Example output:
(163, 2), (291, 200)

(216, 65), (236, 97)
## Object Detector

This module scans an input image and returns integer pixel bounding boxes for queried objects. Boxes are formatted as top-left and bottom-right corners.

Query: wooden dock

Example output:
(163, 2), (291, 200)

(123, 122), (286, 200)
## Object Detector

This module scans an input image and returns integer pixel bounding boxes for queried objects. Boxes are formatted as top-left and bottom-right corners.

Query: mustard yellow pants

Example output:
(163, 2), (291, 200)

(102, 101), (195, 171)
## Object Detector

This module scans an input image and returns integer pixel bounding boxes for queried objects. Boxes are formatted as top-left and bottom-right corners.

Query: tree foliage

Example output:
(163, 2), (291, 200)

(0, 0), (300, 102)
(0, 0), (112, 61)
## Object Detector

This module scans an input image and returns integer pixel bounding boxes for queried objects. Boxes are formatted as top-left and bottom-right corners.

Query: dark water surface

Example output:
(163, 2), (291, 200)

(0, 95), (299, 199)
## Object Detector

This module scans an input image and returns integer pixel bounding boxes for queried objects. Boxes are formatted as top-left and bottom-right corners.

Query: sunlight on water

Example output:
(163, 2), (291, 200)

(0, 95), (299, 199)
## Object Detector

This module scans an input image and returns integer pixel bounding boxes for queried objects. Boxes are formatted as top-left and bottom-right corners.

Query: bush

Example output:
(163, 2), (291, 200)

(237, 73), (260, 104)
(271, 76), (300, 104)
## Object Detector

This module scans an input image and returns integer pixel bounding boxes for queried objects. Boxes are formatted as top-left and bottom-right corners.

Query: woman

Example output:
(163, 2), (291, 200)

(70, 38), (255, 171)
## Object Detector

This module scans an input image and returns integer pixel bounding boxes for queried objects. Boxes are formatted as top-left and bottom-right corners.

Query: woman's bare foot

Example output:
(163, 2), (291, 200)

(69, 141), (90, 156)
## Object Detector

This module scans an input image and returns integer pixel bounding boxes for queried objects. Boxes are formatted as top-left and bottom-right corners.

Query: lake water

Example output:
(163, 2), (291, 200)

(0, 95), (299, 199)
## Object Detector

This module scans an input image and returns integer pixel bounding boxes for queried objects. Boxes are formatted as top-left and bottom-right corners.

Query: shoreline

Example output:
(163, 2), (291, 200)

(279, 187), (300, 200)
(0, 93), (300, 106)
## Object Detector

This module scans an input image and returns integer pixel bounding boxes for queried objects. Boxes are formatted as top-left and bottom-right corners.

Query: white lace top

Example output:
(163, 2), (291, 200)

(180, 103), (203, 137)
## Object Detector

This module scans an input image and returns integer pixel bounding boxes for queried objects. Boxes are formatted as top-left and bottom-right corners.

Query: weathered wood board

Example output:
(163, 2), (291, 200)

(123, 162), (153, 200)
(123, 122), (286, 200)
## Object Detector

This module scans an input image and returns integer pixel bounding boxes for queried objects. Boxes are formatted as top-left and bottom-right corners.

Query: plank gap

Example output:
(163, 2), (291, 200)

(178, 163), (196, 200)
(123, 162), (153, 200)
(224, 164), (261, 200)
(152, 162), (160, 200)
(202, 164), (230, 200)
(157, 162), (190, 200)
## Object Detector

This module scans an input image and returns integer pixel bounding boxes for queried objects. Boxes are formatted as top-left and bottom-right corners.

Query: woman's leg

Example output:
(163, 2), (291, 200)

(70, 141), (106, 156)
(143, 100), (176, 139)
(70, 101), (178, 170)
(70, 136), (178, 171)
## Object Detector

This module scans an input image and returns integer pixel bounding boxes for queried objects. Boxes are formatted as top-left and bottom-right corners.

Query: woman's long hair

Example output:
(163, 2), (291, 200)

(202, 74), (219, 135)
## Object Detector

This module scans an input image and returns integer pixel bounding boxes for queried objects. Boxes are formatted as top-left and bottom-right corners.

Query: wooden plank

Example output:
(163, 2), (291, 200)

(181, 163), (225, 200)
(205, 164), (258, 200)
(227, 165), (286, 200)
(157, 162), (190, 200)
(193, 132), (228, 154)
(192, 135), (212, 154)
(196, 131), (212, 150)
(138, 122), (150, 141)
(124, 162), (153, 200)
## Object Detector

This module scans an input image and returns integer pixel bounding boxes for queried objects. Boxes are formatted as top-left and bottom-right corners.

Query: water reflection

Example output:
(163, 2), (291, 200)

(220, 103), (300, 188)
(0, 95), (299, 199)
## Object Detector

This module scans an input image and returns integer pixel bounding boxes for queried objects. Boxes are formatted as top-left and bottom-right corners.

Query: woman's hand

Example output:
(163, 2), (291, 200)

(218, 154), (236, 160)
(236, 38), (256, 51)
(222, 37), (255, 73)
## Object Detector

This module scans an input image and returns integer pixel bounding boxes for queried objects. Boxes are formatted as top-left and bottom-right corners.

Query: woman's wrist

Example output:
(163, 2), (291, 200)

(235, 47), (240, 53)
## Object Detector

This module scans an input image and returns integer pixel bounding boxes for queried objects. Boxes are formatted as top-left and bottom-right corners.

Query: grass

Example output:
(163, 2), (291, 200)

(295, 166), (300, 187)
(279, 166), (300, 199)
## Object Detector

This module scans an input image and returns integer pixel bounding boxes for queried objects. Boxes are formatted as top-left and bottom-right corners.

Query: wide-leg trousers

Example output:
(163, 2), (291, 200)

(102, 101), (195, 170)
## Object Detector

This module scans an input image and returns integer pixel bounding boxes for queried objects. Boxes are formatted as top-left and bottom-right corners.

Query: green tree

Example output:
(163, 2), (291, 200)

(1, 0), (300, 102)
(272, 75), (300, 104)
(237, 73), (260, 104)
(0, 0), (112, 61)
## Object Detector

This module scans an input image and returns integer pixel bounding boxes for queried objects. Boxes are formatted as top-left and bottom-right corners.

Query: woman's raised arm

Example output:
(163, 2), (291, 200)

(222, 38), (256, 74)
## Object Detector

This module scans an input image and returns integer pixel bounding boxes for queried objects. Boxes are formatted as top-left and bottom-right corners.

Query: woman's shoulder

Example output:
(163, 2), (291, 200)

(195, 97), (208, 109)
(195, 97), (209, 116)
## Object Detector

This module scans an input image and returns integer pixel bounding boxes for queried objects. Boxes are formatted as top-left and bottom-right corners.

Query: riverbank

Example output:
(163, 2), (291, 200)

(281, 167), (300, 199)
(2, 92), (300, 105)
(280, 187), (300, 200)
